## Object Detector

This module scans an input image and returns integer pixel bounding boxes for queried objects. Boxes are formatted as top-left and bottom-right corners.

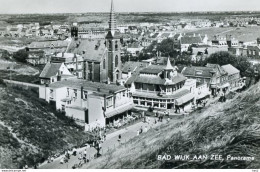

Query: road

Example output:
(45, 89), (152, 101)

(39, 118), (167, 169)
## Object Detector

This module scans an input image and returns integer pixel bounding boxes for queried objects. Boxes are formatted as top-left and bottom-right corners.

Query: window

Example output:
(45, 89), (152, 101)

(73, 89), (77, 98)
(84, 91), (88, 99)
(115, 55), (118, 67)
(115, 41), (118, 50)
(123, 91), (125, 97)
(103, 59), (105, 69)
(106, 97), (113, 107)
(50, 89), (54, 98)
(61, 105), (65, 111)
(109, 40), (112, 50)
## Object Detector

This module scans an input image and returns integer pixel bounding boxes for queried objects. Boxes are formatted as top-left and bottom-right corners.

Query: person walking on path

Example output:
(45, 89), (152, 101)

(118, 134), (121, 144)
(83, 149), (87, 158)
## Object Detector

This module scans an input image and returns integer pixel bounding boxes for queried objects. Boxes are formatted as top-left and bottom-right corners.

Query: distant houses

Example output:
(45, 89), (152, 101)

(181, 63), (245, 95)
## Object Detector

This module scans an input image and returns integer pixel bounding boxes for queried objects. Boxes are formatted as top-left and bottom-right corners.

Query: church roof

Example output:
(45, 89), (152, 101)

(67, 39), (107, 62)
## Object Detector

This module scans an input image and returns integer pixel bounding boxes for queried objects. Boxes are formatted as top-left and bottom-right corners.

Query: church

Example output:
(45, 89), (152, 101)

(60, 0), (122, 84)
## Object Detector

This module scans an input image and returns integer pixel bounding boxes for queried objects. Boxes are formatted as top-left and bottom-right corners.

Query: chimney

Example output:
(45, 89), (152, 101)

(97, 86), (100, 92)
(62, 52), (64, 57)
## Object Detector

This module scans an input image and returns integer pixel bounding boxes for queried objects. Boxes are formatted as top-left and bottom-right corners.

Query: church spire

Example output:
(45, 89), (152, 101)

(108, 0), (117, 32)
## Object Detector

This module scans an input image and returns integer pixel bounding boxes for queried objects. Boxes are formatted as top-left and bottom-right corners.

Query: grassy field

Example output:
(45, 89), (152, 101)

(83, 81), (260, 169)
(185, 26), (260, 42)
(0, 84), (93, 168)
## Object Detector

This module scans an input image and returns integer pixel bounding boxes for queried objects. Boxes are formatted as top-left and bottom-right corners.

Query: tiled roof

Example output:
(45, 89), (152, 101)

(10, 28), (18, 31)
(151, 33), (159, 38)
(134, 73), (186, 85)
(49, 79), (126, 94)
(180, 36), (202, 44)
(29, 40), (69, 49)
(135, 76), (165, 85)
(140, 65), (165, 74)
(52, 53), (84, 63)
(173, 34), (180, 39)
(39, 63), (62, 79)
(67, 39), (106, 62)
(125, 73), (139, 86)
(121, 61), (147, 73)
(221, 64), (240, 75)
(182, 66), (216, 78)
(206, 63), (227, 75)
(161, 33), (171, 37)
(127, 42), (140, 48)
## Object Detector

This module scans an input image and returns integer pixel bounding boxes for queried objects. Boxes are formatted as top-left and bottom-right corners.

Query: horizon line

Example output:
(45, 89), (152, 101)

(1, 10), (260, 15)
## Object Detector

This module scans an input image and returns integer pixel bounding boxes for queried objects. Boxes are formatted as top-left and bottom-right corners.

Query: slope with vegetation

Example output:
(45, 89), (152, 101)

(0, 82), (92, 168)
(84, 82), (260, 169)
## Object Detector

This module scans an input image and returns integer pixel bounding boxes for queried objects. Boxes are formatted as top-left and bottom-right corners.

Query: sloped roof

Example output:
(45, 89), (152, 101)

(67, 39), (106, 62)
(133, 89), (190, 99)
(134, 73), (186, 85)
(53, 53), (84, 62)
(121, 61), (147, 73)
(49, 78), (126, 94)
(127, 42), (140, 48)
(182, 66), (216, 78)
(105, 30), (121, 39)
(39, 63), (62, 79)
(180, 36), (202, 44)
(173, 34), (181, 39)
(221, 64), (240, 75)
(161, 33), (171, 37)
(140, 65), (165, 74)
(206, 63), (227, 75)
(29, 40), (69, 49)
(135, 76), (165, 85)
(151, 33), (159, 38)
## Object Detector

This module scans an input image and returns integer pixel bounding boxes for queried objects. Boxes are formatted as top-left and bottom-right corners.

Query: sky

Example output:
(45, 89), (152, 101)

(0, 0), (260, 14)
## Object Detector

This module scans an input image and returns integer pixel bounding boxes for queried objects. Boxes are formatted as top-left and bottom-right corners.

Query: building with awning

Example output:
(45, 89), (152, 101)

(126, 57), (190, 110)
(105, 103), (135, 118)
(175, 92), (194, 106)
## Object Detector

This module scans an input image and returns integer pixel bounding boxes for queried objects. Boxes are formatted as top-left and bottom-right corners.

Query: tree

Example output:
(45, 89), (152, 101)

(205, 51), (252, 78)
(0, 50), (11, 60)
(205, 51), (237, 66)
(13, 49), (28, 63)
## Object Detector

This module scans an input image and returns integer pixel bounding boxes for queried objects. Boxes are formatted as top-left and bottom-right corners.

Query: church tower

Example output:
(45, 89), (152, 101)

(105, 0), (122, 83)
